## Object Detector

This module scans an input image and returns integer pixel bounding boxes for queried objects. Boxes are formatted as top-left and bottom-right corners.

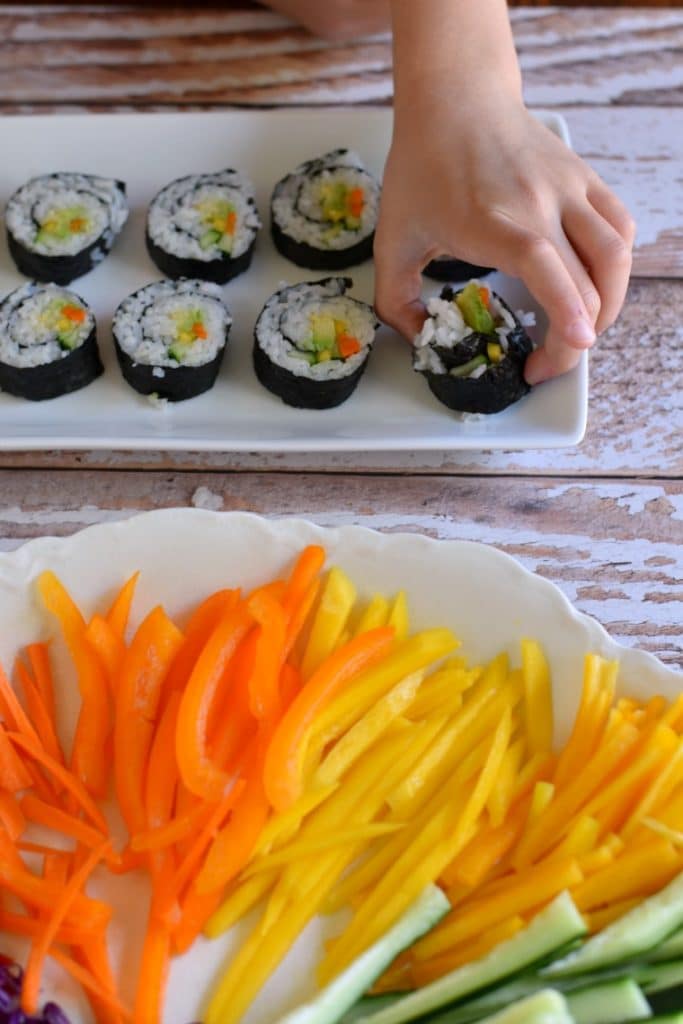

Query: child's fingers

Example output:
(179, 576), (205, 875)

(586, 181), (637, 246)
(562, 202), (633, 335)
(524, 332), (583, 386)
(491, 211), (596, 350)
(373, 235), (427, 340)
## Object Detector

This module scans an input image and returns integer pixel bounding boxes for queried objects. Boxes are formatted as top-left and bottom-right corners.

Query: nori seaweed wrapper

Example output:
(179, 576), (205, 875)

(271, 219), (374, 271)
(0, 327), (102, 401)
(417, 288), (533, 415)
(114, 338), (228, 403)
(253, 339), (369, 409)
(424, 256), (495, 282)
(145, 231), (256, 285)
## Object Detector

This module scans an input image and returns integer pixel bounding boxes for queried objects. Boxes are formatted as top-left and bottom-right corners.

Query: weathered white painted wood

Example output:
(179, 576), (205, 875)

(1, 472), (681, 667)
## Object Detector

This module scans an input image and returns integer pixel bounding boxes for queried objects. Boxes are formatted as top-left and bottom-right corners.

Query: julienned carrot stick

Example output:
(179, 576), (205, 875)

(26, 643), (55, 723)
(0, 721), (33, 792)
(7, 730), (108, 832)
(0, 855), (110, 926)
(106, 571), (140, 639)
(21, 793), (108, 852)
(145, 689), (182, 831)
(176, 603), (253, 801)
(0, 908), (91, 946)
(264, 627), (396, 812)
(247, 590), (287, 719)
(114, 607), (184, 836)
(133, 917), (170, 1024)
(37, 571), (111, 797)
(22, 838), (111, 1014)
(15, 660), (65, 767)
(73, 937), (126, 1024)
(51, 947), (132, 1022)
(0, 790), (25, 840)
(0, 660), (41, 745)
(132, 802), (210, 853)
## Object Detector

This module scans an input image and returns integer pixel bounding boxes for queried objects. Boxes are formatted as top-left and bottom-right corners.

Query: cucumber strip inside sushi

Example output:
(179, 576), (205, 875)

(146, 170), (261, 283)
(112, 279), (232, 402)
(271, 150), (380, 270)
(5, 173), (128, 284)
(414, 281), (535, 414)
(0, 282), (102, 401)
(254, 277), (378, 409)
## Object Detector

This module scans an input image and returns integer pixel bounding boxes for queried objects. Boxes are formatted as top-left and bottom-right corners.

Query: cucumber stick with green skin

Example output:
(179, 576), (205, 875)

(543, 872), (683, 978)
(650, 928), (683, 964)
(564, 978), (652, 1024)
(475, 991), (573, 1024)
(276, 885), (450, 1024)
(354, 893), (587, 1024)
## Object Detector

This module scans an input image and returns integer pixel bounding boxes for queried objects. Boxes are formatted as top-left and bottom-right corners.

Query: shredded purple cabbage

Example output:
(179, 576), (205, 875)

(0, 962), (72, 1024)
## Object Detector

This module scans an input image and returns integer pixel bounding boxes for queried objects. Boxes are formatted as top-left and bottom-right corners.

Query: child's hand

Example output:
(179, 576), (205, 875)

(376, 0), (635, 385)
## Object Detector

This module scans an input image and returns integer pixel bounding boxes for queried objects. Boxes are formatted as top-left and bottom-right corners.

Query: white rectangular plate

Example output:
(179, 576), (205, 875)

(0, 109), (587, 452)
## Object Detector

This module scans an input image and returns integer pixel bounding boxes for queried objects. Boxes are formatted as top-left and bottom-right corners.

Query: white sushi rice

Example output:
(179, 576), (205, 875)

(6, 173), (128, 257)
(113, 279), (231, 369)
(147, 170), (261, 262)
(272, 150), (379, 251)
(413, 282), (535, 375)
(0, 282), (93, 368)
(256, 278), (376, 380)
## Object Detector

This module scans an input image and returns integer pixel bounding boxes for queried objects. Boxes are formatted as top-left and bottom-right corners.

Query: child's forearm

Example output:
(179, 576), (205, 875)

(390, 0), (522, 122)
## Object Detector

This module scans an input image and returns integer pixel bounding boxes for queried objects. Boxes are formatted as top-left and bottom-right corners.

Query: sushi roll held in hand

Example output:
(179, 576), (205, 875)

(424, 255), (495, 283)
(113, 279), (232, 403)
(271, 150), (380, 270)
(414, 281), (535, 415)
(146, 170), (261, 284)
(0, 282), (102, 401)
(5, 173), (128, 285)
(253, 278), (378, 409)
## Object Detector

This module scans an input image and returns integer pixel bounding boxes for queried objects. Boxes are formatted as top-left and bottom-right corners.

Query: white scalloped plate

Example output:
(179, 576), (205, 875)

(0, 511), (677, 1023)
(0, 108), (586, 452)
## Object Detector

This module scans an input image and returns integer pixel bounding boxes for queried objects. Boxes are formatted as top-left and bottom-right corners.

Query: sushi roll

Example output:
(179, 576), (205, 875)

(146, 170), (261, 284)
(271, 150), (380, 271)
(6, 173), (128, 285)
(424, 256), (494, 282)
(112, 279), (231, 403)
(0, 282), (102, 401)
(413, 281), (535, 415)
(253, 278), (377, 409)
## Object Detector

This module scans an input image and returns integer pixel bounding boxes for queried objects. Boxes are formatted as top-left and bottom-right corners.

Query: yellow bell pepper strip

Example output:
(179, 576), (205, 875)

(204, 871), (277, 938)
(547, 815), (601, 861)
(114, 607), (184, 836)
(247, 588), (288, 719)
(487, 736), (526, 828)
(242, 823), (403, 878)
(314, 669), (425, 787)
(622, 734), (683, 837)
(354, 594), (390, 635)
(85, 615), (126, 696)
(301, 567), (357, 680)
(252, 782), (339, 857)
(37, 571), (112, 797)
(406, 915), (527, 988)
(264, 626), (395, 812)
(175, 601), (253, 800)
(529, 781), (555, 822)
(641, 816), (683, 847)
(521, 638), (553, 754)
(554, 654), (617, 787)
(571, 837), (680, 912)
(105, 570), (140, 639)
(441, 795), (532, 890)
(406, 665), (479, 721)
(387, 591), (409, 641)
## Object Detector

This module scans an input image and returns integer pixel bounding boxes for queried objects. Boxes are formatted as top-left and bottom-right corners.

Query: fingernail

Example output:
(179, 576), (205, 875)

(525, 366), (543, 386)
(565, 317), (595, 347)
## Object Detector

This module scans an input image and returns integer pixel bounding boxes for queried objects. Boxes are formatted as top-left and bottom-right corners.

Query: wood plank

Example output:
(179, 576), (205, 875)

(1, 470), (681, 667)
(1, 280), (679, 476)
(1, 7), (682, 108)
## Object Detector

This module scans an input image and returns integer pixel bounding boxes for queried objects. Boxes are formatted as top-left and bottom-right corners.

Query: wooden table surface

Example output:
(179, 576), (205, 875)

(1, 5), (681, 668)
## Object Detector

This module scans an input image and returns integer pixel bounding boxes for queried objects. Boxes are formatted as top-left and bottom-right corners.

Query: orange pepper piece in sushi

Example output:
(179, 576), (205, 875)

(337, 334), (362, 359)
(62, 305), (86, 324)
(192, 322), (208, 340)
(347, 187), (365, 218)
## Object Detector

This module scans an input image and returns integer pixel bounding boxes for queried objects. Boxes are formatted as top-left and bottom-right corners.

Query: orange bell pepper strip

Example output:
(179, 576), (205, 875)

(0, 721), (33, 792)
(22, 837), (111, 1014)
(282, 545), (326, 619)
(37, 571), (111, 797)
(106, 571), (140, 639)
(144, 689), (182, 831)
(247, 589), (288, 719)
(115, 606), (184, 836)
(264, 626), (395, 812)
(86, 614), (126, 696)
(133, 917), (171, 1024)
(176, 602), (253, 800)
(172, 887), (224, 954)
(163, 588), (240, 698)
(207, 626), (258, 775)
(26, 643), (55, 723)
(15, 659), (65, 767)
